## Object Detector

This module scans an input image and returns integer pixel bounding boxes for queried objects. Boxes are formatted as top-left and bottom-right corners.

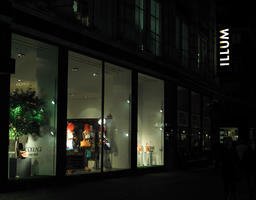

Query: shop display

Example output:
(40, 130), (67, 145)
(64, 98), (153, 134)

(66, 118), (112, 173)
(9, 89), (47, 141)
(137, 143), (155, 167)
(9, 88), (48, 178)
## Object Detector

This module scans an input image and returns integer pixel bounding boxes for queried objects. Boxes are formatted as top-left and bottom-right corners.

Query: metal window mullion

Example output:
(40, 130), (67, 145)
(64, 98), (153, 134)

(101, 60), (105, 173)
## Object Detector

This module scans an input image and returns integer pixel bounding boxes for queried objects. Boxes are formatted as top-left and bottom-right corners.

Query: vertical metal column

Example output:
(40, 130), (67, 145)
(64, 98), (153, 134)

(101, 61), (105, 173)
(0, 20), (12, 189)
(188, 89), (192, 154)
(164, 81), (177, 170)
(200, 94), (204, 151)
(56, 47), (68, 177)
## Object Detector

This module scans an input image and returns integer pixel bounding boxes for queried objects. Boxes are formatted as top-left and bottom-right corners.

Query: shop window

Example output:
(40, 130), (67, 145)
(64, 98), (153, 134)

(9, 34), (58, 179)
(104, 63), (131, 171)
(66, 53), (131, 174)
(137, 74), (164, 167)
(177, 86), (189, 158)
(220, 128), (238, 144)
(66, 51), (102, 174)
(191, 91), (201, 154)
(202, 96), (211, 151)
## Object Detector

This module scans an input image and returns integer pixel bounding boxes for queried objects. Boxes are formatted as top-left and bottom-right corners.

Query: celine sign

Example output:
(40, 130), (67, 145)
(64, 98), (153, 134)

(219, 29), (230, 67)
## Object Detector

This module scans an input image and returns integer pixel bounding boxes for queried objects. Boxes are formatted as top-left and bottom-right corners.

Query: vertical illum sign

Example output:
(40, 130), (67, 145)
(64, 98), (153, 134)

(219, 29), (230, 66)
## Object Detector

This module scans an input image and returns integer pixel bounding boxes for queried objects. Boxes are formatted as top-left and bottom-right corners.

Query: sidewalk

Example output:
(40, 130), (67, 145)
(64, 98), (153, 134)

(0, 166), (253, 200)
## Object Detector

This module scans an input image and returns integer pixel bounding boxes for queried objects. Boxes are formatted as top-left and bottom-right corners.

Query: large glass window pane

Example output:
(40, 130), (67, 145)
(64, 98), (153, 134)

(203, 96), (211, 151)
(191, 91), (201, 157)
(177, 86), (189, 161)
(137, 74), (164, 167)
(104, 63), (131, 171)
(9, 34), (58, 179)
(66, 51), (101, 175)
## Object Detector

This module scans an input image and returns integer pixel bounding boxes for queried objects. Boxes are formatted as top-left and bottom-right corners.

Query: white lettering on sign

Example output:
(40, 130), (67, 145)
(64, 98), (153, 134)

(219, 29), (230, 66)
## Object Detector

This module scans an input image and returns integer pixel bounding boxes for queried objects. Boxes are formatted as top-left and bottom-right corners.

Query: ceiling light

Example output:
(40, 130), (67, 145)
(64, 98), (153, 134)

(17, 53), (25, 58)
(92, 73), (97, 77)
(98, 118), (106, 125)
(72, 67), (79, 72)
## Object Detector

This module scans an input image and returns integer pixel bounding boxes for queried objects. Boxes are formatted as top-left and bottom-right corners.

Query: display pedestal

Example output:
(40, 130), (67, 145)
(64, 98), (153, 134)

(9, 158), (31, 178)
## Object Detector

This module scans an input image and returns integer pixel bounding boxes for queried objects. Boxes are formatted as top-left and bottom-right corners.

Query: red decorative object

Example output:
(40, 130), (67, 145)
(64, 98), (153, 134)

(67, 122), (75, 131)
(84, 124), (90, 131)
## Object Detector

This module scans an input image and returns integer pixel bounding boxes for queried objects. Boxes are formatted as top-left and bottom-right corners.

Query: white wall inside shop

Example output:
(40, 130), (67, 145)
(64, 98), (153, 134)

(138, 75), (164, 166)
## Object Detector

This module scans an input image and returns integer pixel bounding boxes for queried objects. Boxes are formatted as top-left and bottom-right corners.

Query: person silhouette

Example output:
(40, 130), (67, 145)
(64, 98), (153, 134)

(242, 144), (256, 200)
(220, 137), (239, 200)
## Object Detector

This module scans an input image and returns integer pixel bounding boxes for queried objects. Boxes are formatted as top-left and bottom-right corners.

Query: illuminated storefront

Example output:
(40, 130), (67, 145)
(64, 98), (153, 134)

(5, 33), (166, 180)
(0, 0), (218, 188)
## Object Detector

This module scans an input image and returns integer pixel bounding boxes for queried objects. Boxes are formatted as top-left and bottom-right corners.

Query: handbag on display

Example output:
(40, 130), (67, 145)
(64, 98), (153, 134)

(86, 150), (92, 159)
(80, 139), (87, 147)
(80, 139), (91, 147)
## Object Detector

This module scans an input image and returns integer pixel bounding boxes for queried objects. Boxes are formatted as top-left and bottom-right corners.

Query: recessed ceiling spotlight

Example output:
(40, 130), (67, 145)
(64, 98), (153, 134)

(92, 73), (97, 77)
(17, 53), (25, 58)
(72, 67), (79, 72)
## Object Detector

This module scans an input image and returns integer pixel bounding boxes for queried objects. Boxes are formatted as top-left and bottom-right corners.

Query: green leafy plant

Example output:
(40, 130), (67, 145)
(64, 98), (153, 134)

(9, 88), (47, 140)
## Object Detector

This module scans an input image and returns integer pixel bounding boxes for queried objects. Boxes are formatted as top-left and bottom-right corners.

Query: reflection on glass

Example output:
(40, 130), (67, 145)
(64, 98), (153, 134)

(177, 86), (189, 160)
(104, 63), (131, 171)
(9, 34), (58, 179)
(137, 74), (164, 167)
(191, 91), (201, 151)
(66, 51), (101, 175)
(203, 96), (211, 151)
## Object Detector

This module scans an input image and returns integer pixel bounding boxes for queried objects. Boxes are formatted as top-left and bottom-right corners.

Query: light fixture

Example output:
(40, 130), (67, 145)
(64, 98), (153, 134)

(50, 131), (54, 136)
(17, 53), (25, 58)
(51, 100), (56, 105)
(92, 73), (97, 77)
(160, 109), (163, 113)
(125, 133), (129, 137)
(126, 99), (130, 104)
(98, 118), (106, 125)
(72, 67), (79, 72)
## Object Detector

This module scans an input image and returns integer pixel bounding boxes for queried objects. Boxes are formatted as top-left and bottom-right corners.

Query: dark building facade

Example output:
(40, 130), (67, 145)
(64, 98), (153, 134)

(216, 1), (256, 146)
(0, 0), (226, 189)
